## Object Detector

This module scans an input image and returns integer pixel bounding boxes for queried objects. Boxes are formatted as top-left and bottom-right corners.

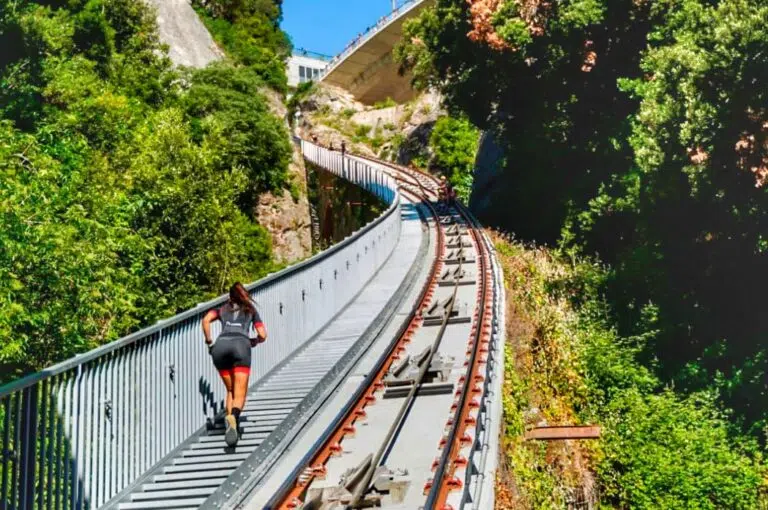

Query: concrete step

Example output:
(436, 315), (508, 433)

(164, 460), (242, 473)
(152, 470), (234, 483)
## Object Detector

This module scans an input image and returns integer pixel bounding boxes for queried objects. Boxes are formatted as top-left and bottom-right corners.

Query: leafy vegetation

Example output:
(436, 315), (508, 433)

(429, 115), (479, 201)
(305, 161), (384, 251)
(493, 234), (766, 509)
(286, 80), (316, 120)
(397, 0), (768, 439)
(193, 0), (291, 92)
(397, 0), (768, 503)
(0, 0), (291, 381)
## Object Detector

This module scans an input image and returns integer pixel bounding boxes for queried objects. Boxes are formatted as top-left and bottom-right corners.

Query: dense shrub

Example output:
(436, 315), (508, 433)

(493, 236), (766, 508)
(428, 115), (479, 201)
(193, 0), (291, 92)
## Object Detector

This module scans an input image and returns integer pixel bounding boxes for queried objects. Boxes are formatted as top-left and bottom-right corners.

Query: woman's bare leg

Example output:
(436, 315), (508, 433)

(233, 370), (250, 411)
(219, 371), (234, 415)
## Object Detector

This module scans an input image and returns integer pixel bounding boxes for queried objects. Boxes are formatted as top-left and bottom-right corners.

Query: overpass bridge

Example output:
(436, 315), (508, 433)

(288, 0), (433, 104)
(1, 95), (503, 510)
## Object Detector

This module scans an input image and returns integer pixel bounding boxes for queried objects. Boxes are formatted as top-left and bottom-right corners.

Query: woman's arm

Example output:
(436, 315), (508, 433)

(251, 310), (267, 345)
(202, 309), (220, 345)
(254, 324), (267, 343)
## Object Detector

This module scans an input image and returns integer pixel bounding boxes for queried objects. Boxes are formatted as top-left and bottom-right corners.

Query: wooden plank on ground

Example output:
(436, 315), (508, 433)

(524, 426), (601, 441)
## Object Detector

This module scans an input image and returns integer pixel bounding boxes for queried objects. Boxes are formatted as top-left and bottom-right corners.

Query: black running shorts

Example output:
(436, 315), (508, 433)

(210, 336), (251, 375)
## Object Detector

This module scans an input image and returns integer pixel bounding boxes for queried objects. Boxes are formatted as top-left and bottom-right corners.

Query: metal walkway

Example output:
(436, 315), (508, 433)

(92, 200), (429, 510)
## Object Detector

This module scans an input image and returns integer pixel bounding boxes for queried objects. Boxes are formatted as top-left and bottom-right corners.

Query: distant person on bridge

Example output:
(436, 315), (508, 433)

(202, 282), (267, 447)
(439, 175), (448, 202)
(439, 175), (456, 205)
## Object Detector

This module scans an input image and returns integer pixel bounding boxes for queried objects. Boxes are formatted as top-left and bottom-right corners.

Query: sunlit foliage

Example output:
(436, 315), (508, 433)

(0, 0), (290, 381)
(193, 0), (291, 92)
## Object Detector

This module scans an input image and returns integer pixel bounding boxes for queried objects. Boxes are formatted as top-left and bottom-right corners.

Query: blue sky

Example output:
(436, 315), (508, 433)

(282, 1), (400, 56)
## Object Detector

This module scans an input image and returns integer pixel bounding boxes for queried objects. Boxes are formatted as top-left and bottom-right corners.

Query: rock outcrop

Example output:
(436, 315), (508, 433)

(255, 149), (313, 264)
(468, 131), (505, 223)
(296, 84), (444, 166)
(146, 0), (224, 68)
(258, 88), (313, 263)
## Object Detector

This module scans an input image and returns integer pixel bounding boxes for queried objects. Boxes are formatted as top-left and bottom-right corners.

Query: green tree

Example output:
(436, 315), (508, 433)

(193, 0), (291, 91)
(428, 115), (479, 201)
(182, 63), (292, 205)
(397, 0), (768, 434)
(575, 0), (768, 429)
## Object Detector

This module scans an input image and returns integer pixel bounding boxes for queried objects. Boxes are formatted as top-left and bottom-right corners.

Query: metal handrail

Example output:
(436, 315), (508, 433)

(0, 141), (402, 510)
(0, 145), (397, 399)
(292, 48), (333, 62)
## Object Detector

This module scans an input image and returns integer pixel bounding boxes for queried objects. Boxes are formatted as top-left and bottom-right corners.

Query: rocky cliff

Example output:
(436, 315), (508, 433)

(468, 130), (505, 224)
(146, 0), (224, 68)
(295, 83), (443, 166)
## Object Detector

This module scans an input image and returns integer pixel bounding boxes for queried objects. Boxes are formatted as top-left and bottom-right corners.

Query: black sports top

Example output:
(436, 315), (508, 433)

(214, 303), (264, 341)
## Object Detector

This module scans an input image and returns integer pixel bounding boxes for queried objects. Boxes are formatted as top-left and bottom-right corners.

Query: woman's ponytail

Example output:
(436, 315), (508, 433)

(229, 282), (255, 315)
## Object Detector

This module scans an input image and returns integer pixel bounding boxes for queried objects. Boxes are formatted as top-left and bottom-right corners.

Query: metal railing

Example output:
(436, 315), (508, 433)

(292, 48), (333, 62)
(0, 141), (400, 510)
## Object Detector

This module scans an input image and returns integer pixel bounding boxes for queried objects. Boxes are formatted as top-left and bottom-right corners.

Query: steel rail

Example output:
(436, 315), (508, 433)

(347, 281), (460, 507)
(343, 155), (497, 507)
(426, 203), (492, 507)
(268, 155), (446, 510)
(352, 155), (442, 205)
(346, 178), (458, 508)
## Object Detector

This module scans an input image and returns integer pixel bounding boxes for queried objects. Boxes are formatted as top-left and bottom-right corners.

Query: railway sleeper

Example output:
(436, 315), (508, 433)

(445, 224), (468, 236)
(305, 455), (411, 509)
(383, 347), (455, 398)
(446, 235), (472, 249)
(423, 295), (471, 326)
(438, 266), (475, 287)
(443, 248), (476, 265)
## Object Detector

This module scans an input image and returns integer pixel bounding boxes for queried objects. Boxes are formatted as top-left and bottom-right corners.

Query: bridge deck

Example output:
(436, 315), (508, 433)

(320, 0), (434, 104)
(107, 200), (430, 509)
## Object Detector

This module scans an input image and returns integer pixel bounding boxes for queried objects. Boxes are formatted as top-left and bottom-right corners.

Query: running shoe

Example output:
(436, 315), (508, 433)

(224, 414), (239, 447)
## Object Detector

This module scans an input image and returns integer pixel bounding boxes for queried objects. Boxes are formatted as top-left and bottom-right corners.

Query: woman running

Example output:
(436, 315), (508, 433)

(202, 282), (267, 446)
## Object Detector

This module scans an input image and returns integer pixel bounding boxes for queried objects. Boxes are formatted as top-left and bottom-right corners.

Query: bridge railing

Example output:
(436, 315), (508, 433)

(0, 141), (400, 510)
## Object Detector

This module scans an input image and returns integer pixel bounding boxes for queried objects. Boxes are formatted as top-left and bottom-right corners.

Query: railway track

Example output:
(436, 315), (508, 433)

(266, 153), (498, 509)
(103, 144), (501, 510)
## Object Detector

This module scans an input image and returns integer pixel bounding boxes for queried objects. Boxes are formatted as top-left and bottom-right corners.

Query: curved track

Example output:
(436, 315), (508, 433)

(267, 152), (496, 509)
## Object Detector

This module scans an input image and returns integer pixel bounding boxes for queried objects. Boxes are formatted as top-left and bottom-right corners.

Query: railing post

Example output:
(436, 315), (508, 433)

(18, 386), (38, 510)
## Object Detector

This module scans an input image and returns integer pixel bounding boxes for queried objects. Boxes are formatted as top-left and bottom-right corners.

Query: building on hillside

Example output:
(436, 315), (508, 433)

(287, 49), (331, 87)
